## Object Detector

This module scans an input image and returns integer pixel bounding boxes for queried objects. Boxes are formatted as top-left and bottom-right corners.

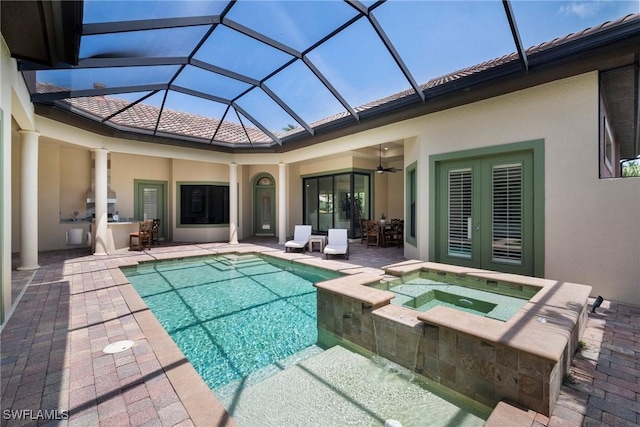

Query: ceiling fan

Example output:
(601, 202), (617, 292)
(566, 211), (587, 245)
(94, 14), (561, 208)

(375, 144), (399, 174)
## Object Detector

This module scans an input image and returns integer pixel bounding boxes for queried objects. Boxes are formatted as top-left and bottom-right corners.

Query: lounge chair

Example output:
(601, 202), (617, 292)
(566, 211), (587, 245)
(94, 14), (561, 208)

(323, 228), (349, 260)
(285, 225), (312, 253)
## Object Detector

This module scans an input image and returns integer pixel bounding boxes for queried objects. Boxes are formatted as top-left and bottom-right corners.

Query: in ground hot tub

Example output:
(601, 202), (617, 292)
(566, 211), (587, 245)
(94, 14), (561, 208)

(402, 288), (498, 315)
(315, 261), (592, 417)
(370, 269), (540, 321)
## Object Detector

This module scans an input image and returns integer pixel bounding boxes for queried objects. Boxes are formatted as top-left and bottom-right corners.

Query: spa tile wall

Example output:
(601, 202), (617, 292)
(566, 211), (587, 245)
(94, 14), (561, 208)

(317, 288), (564, 415)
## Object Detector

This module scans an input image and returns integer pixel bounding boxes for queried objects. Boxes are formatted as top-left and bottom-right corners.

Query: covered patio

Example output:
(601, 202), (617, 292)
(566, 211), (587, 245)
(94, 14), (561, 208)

(2, 1), (640, 426)
(2, 243), (639, 426)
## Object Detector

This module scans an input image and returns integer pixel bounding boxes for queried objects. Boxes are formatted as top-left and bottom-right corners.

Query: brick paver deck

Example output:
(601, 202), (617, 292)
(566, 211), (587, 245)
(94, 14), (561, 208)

(1, 240), (638, 426)
(549, 300), (640, 426)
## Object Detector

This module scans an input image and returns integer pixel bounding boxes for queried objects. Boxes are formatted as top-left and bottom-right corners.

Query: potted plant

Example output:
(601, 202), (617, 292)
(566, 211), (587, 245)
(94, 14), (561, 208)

(380, 213), (387, 224)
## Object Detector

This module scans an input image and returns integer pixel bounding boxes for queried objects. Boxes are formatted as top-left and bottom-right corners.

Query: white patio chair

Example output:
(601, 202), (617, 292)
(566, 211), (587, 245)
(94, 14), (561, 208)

(323, 228), (349, 260)
(284, 225), (312, 253)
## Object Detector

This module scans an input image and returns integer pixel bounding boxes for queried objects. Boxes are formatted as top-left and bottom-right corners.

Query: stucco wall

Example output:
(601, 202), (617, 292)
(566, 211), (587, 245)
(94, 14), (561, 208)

(385, 160), (404, 220)
(7, 62), (639, 304)
(110, 152), (172, 221)
(373, 171), (388, 220)
(359, 72), (638, 304)
(11, 141), (250, 250)
(172, 159), (234, 243)
(10, 127), (20, 251)
(38, 142), (62, 250)
(287, 163), (302, 236)
(240, 166), (252, 238)
(298, 156), (353, 176)
(422, 72), (639, 303)
(60, 146), (91, 220)
(402, 137), (420, 258)
(1, 37), (13, 321)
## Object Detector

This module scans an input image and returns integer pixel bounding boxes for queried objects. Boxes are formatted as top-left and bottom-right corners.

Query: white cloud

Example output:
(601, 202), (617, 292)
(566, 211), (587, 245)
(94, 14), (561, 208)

(559, 1), (604, 19)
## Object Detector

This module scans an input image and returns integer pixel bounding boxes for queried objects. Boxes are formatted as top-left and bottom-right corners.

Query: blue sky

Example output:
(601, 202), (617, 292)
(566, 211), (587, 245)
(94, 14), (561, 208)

(47, 0), (640, 136)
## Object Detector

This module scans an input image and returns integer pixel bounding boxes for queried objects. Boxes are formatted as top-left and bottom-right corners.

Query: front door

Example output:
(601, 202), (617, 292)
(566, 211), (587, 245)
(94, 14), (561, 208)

(254, 176), (275, 236)
(135, 181), (167, 241)
(437, 152), (534, 276)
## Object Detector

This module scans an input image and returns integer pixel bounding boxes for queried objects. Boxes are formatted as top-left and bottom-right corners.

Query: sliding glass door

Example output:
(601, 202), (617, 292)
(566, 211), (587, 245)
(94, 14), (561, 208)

(318, 177), (334, 233)
(303, 172), (371, 238)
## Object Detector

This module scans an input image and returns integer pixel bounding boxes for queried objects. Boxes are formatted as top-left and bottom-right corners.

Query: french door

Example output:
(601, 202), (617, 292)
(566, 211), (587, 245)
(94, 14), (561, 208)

(135, 181), (167, 241)
(437, 152), (534, 276)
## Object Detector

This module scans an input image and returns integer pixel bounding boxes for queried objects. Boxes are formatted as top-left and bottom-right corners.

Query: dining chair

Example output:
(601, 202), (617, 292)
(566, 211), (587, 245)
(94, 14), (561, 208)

(151, 218), (161, 246)
(384, 218), (403, 247)
(359, 218), (368, 244)
(365, 221), (380, 248)
(129, 220), (152, 251)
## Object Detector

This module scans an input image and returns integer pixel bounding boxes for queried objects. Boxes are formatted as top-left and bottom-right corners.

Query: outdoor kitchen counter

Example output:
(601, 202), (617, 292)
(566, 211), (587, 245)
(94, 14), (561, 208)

(91, 221), (139, 253)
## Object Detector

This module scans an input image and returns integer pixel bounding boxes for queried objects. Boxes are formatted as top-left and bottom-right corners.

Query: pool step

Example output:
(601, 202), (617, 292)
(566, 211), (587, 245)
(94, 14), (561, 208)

(214, 345), (324, 402)
(220, 345), (488, 427)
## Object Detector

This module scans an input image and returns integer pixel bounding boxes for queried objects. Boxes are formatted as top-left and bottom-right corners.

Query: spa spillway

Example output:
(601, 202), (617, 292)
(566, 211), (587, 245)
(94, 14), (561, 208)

(315, 261), (591, 416)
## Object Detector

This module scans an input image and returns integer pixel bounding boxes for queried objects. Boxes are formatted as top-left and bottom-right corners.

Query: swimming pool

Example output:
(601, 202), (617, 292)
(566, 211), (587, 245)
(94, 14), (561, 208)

(122, 253), (341, 393)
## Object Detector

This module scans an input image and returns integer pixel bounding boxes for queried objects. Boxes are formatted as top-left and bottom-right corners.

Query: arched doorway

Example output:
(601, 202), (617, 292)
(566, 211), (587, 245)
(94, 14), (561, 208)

(253, 174), (276, 236)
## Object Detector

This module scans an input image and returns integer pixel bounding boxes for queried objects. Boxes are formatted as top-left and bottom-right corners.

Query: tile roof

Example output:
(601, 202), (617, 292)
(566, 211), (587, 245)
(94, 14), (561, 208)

(37, 13), (639, 147)
(38, 83), (273, 144)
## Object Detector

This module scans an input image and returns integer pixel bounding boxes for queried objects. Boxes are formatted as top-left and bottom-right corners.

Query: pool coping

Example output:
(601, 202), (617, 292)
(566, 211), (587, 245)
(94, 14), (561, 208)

(383, 261), (593, 362)
(107, 244), (390, 426)
(314, 259), (593, 416)
(108, 246), (579, 424)
(110, 263), (236, 426)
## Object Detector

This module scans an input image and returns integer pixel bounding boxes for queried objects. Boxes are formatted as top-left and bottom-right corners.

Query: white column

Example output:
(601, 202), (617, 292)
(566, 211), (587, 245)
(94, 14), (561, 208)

(278, 162), (287, 245)
(17, 130), (40, 270)
(93, 149), (109, 255)
(228, 163), (239, 244)
(1, 109), (11, 322)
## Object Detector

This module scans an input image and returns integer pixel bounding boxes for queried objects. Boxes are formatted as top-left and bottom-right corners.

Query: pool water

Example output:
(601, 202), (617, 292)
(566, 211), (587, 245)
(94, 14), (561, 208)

(122, 253), (341, 391)
(223, 345), (489, 426)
